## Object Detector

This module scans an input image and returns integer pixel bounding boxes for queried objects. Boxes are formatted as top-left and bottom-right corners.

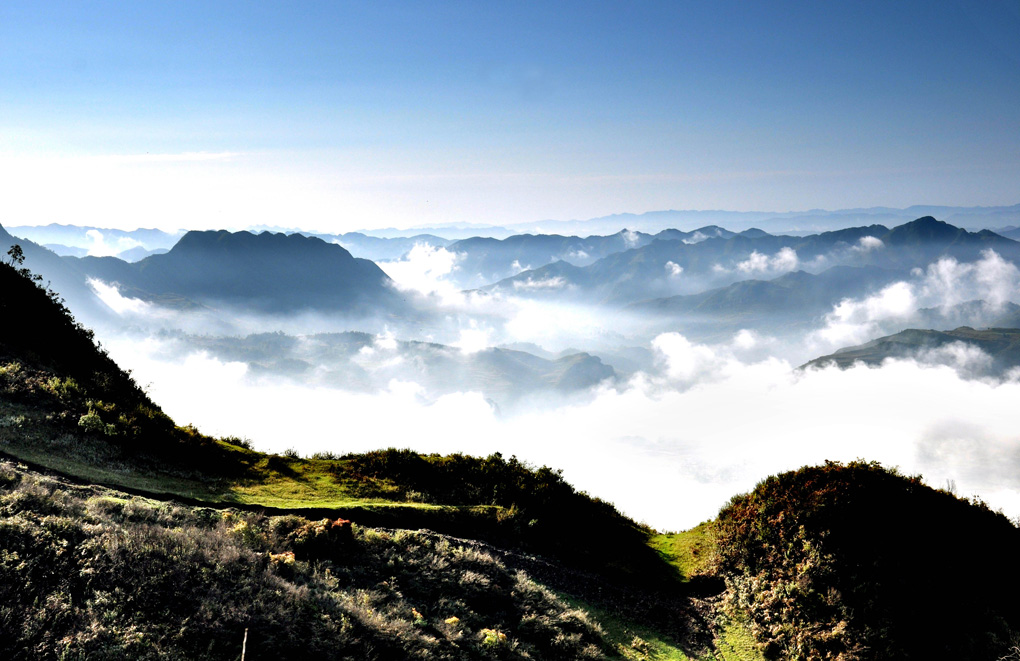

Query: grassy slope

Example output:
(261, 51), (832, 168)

(0, 460), (615, 661)
(648, 522), (718, 580)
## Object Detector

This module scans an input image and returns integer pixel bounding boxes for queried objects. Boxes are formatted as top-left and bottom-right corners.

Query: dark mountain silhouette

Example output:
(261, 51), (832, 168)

(116, 246), (169, 262)
(73, 230), (409, 314)
(502, 203), (1020, 235)
(444, 226), (766, 290)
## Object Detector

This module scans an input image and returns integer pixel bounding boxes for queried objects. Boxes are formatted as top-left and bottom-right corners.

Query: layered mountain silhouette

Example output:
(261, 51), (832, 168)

(486, 217), (1020, 304)
(443, 226), (760, 289)
(8, 217), (1019, 330)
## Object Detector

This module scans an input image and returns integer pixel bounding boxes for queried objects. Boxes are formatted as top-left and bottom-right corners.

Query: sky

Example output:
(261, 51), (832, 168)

(2, 1), (1019, 231)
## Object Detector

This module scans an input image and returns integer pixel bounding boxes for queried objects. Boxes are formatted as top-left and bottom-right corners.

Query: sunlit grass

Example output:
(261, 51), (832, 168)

(647, 522), (718, 580)
(563, 597), (696, 660)
(713, 618), (765, 661)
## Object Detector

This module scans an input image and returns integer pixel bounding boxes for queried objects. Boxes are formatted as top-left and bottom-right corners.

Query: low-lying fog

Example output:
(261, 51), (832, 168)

(90, 245), (1020, 531)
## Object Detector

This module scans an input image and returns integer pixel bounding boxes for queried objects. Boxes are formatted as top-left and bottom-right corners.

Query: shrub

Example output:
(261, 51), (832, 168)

(77, 409), (116, 436)
(715, 461), (1020, 661)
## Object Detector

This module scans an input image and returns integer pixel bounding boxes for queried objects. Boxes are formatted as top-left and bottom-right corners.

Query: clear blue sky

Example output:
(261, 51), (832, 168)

(2, 0), (1018, 231)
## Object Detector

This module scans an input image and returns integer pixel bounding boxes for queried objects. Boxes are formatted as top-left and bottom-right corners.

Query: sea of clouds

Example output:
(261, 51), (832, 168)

(89, 245), (1020, 530)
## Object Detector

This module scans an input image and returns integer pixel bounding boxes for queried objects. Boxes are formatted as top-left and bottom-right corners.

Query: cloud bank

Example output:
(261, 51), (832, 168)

(104, 331), (1020, 532)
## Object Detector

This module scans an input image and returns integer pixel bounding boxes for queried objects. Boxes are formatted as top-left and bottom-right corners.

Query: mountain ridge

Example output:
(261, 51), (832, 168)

(73, 229), (410, 315)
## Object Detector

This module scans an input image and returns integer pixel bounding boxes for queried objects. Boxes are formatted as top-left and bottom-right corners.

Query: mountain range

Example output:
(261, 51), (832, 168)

(440, 226), (758, 289)
(6, 216), (1020, 355)
(487, 217), (1020, 305)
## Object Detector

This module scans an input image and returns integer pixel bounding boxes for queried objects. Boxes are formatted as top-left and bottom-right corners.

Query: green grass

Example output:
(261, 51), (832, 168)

(563, 597), (702, 661)
(561, 596), (766, 661)
(713, 619), (765, 661)
(648, 522), (718, 580)
(0, 423), (504, 521)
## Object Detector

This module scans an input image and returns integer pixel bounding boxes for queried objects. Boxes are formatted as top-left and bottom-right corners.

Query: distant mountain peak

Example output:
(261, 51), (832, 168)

(169, 229), (357, 262)
(886, 216), (960, 243)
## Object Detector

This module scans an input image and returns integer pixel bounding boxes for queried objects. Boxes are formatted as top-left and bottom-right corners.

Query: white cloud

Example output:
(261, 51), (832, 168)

(732, 329), (760, 351)
(854, 235), (885, 252)
(809, 250), (1020, 354)
(809, 281), (917, 349)
(916, 342), (994, 376)
(735, 247), (799, 274)
(665, 261), (683, 277)
(453, 321), (493, 354)
(683, 231), (709, 245)
(917, 250), (1020, 311)
(84, 230), (144, 257)
(512, 276), (566, 291)
(102, 333), (1020, 532)
(87, 278), (152, 316)
(652, 332), (727, 383)
(378, 243), (464, 303)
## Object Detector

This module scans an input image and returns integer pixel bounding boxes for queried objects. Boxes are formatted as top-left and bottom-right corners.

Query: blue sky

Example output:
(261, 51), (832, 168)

(2, 1), (1018, 231)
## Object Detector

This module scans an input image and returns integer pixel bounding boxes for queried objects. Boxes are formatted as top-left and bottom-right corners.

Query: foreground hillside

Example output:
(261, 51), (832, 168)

(3, 250), (1020, 659)
(0, 461), (613, 660)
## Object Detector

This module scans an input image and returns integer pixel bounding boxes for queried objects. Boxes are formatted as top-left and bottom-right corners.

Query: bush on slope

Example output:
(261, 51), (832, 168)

(714, 461), (1020, 661)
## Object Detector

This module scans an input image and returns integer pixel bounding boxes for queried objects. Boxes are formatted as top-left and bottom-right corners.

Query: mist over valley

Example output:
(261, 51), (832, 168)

(6, 212), (1020, 530)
